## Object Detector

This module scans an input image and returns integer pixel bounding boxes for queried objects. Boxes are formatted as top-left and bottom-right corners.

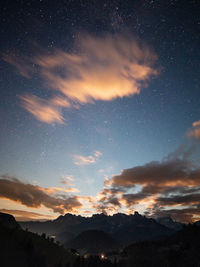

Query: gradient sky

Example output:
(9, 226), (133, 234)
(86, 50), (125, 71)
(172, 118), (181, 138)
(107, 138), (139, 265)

(0, 0), (200, 222)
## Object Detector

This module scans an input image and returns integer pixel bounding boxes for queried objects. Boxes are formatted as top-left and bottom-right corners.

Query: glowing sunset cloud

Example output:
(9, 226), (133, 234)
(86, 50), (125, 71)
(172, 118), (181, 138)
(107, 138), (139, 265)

(20, 95), (65, 124)
(36, 34), (158, 104)
(5, 33), (158, 123)
(0, 209), (54, 221)
(0, 176), (82, 214)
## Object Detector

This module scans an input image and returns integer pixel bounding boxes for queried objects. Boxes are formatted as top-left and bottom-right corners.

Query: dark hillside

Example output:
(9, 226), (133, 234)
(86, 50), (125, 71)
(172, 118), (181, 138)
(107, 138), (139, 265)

(0, 213), (76, 267)
(122, 224), (200, 267)
(66, 229), (119, 254)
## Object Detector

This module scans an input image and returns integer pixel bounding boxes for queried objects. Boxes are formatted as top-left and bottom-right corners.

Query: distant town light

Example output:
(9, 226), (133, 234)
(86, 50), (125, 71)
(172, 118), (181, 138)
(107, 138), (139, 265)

(100, 254), (105, 259)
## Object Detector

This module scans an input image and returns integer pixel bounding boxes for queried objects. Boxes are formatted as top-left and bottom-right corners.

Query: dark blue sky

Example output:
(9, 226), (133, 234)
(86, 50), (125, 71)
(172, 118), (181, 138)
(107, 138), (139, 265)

(0, 0), (200, 222)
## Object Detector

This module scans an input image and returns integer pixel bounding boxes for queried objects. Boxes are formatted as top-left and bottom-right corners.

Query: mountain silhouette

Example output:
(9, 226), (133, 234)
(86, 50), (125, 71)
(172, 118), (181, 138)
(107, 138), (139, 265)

(0, 212), (20, 229)
(2, 211), (200, 267)
(20, 211), (174, 247)
(66, 229), (118, 254)
(156, 216), (183, 231)
(0, 212), (76, 267)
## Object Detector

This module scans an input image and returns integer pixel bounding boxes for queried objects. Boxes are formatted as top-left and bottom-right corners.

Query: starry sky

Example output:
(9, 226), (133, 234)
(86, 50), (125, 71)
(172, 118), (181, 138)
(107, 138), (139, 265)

(0, 0), (200, 222)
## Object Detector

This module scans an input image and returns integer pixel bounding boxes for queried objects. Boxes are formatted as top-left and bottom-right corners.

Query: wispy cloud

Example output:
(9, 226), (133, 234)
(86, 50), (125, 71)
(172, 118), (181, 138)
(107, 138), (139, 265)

(35, 33), (158, 105)
(3, 54), (33, 79)
(20, 95), (66, 124)
(74, 150), (102, 165)
(60, 175), (74, 185)
(42, 186), (79, 194)
(5, 32), (158, 124)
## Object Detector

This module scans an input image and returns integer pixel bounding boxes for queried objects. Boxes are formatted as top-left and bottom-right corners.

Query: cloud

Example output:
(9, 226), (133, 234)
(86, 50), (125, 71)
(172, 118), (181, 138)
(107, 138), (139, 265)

(187, 120), (200, 140)
(43, 186), (80, 194)
(94, 150), (102, 157)
(20, 95), (66, 124)
(1, 153), (200, 222)
(74, 155), (96, 165)
(122, 192), (151, 205)
(157, 193), (200, 206)
(35, 33), (158, 103)
(95, 146), (200, 222)
(165, 143), (197, 162)
(95, 187), (125, 214)
(60, 175), (74, 185)
(0, 209), (54, 221)
(193, 121), (200, 127)
(0, 175), (82, 214)
(74, 150), (102, 165)
(109, 158), (194, 188)
(149, 206), (200, 224)
(153, 187), (200, 217)
(3, 54), (33, 79)
(5, 32), (158, 123)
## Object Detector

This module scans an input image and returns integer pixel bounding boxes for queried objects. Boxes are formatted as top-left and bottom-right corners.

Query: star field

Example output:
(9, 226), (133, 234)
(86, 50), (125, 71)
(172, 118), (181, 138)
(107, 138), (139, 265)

(0, 0), (200, 222)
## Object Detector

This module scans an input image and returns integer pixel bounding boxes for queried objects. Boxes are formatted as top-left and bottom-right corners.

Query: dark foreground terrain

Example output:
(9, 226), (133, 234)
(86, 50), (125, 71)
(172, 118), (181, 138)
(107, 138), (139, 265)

(20, 212), (177, 250)
(1, 212), (200, 267)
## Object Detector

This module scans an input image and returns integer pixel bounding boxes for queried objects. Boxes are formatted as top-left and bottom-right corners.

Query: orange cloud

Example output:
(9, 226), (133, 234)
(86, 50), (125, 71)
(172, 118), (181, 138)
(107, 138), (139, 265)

(0, 209), (54, 221)
(94, 149), (200, 221)
(5, 33), (158, 124)
(187, 120), (200, 140)
(108, 158), (194, 188)
(36, 34), (158, 104)
(193, 121), (200, 127)
(74, 150), (102, 165)
(0, 175), (82, 214)
(42, 186), (80, 194)
(20, 95), (65, 124)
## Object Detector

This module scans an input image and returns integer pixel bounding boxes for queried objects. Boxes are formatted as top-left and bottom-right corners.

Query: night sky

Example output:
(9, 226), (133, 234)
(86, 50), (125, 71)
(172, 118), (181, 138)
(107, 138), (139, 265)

(0, 0), (200, 222)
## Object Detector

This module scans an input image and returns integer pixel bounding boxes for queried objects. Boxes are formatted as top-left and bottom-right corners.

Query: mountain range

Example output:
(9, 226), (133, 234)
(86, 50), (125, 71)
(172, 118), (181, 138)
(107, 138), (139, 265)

(19, 212), (181, 253)
(1, 211), (200, 267)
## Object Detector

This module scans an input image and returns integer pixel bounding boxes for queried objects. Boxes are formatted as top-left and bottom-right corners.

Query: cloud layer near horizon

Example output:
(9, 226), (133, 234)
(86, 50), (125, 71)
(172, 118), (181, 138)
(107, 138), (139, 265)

(5, 33), (158, 124)
(0, 176), (82, 214)
(1, 122), (200, 222)
(96, 144), (200, 223)
(1, 149), (200, 222)
(0, 209), (54, 221)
